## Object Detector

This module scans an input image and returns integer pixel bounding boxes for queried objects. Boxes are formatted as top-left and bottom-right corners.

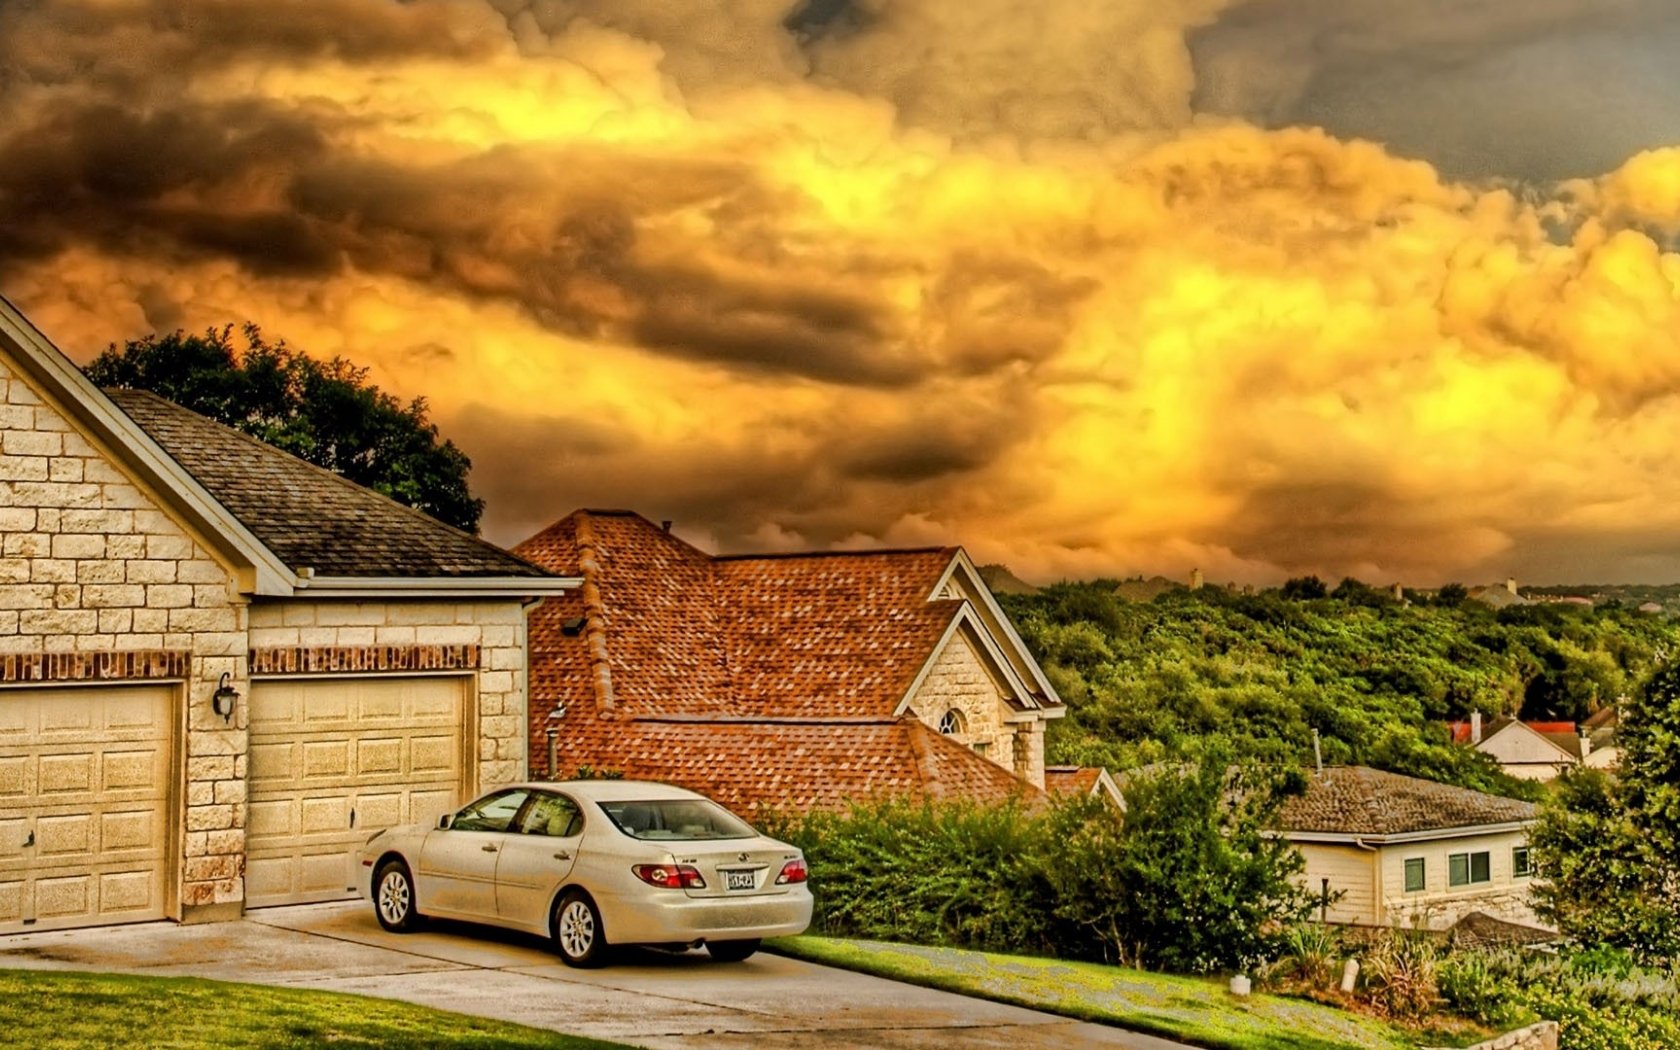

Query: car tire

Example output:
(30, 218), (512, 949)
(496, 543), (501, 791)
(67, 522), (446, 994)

(706, 938), (761, 963)
(553, 890), (608, 968)
(373, 859), (421, 933)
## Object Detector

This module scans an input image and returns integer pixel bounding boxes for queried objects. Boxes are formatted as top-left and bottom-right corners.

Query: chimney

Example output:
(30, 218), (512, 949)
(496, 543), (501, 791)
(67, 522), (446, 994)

(661, 520), (673, 532)
(1471, 710), (1483, 744)
(1189, 568), (1204, 590)
(1506, 576), (1518, 596)
(1579, 726), (1592, 760)
(1391, 582), (1404, 601)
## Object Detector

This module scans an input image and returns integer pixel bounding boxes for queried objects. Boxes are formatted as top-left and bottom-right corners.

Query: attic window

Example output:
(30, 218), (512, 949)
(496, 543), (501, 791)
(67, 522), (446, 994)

(938, 709), (965, 735)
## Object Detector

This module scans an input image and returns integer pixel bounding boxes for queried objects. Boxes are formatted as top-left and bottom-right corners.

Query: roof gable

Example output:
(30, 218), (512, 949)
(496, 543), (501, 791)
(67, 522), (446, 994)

(2, 296), (293, 594)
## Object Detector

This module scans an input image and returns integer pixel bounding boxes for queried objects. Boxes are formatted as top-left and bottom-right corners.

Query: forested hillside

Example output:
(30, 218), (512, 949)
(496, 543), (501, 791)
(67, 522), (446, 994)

(998, 580), (1677, 798)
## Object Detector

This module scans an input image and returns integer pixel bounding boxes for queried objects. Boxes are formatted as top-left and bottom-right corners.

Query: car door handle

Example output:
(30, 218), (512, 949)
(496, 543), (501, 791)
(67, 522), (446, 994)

(552, 851), (571, 861)
(481, 844), (498, 853)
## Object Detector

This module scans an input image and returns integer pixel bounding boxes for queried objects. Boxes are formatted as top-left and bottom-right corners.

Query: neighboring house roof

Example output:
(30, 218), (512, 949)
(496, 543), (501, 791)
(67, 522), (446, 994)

(1447, 718), (1583, 762)
(108, 390), (551, 581)
(1045, 765), (1124, 808)
(1467, 585), (1527, 608)
(1278, 766), (1537, 840)
(517, 509), (1058, 812)
(1582, 706), (1619, 732)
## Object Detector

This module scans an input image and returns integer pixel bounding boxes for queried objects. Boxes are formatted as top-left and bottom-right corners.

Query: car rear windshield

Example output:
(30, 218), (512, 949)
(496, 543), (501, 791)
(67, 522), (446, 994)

(597, 799), (756, 841)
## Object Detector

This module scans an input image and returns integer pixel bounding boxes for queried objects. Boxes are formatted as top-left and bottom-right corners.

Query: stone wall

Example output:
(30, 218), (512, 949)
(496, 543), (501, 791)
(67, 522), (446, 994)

(1, 356), (249, 917)
(906, 628), (1035, 781)
(247, 599), (529, 789)
(1428, 1021), (1558, 1050)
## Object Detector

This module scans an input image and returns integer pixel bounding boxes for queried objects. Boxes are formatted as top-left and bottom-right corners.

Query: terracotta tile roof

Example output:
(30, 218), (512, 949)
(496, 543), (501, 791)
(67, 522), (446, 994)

(1279, 766), (1537, 837)
(516, 510), (963, 720)
(1045, 766), (1103, 796)
(544, 715), (1043, 816)
(107, 390), (549, 578)
(515, 509), (1049, 815)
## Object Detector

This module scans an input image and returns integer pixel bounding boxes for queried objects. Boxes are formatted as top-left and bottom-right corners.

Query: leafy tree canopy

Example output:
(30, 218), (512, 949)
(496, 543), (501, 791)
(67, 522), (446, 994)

(86, 325), (484, 532)
(999, 580), (1675, 798)
(1532, 662), (1680, 964)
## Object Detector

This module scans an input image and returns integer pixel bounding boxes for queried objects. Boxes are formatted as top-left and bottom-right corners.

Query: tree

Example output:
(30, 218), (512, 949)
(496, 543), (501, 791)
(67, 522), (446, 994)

(1435, 583), (1469, 607)
(86, 325), (484, 532)
(1281, 575), (1328, 600)
(1531, 663), (1680, 964)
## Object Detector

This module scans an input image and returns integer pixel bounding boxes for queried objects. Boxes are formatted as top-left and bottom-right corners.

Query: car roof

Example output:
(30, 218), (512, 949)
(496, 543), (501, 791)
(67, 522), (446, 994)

(501, 779), (709, 803)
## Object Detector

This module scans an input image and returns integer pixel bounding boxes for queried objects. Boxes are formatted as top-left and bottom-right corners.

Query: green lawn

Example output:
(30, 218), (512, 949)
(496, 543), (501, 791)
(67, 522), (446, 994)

(767, 937), (1417, 1050)
(0, 969), (630, 1050)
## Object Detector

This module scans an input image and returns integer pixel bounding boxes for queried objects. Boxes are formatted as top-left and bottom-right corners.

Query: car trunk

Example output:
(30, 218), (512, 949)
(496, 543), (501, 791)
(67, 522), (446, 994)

(669, 837), (800, 899)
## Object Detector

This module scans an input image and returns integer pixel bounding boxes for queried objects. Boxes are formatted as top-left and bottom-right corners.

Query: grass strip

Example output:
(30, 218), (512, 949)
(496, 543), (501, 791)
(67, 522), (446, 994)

(0, 968), (631, 1050)
(767, 936), (1417, 1050)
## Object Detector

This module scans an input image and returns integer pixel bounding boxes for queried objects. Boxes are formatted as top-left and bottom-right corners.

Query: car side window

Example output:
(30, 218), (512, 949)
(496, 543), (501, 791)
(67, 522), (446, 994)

(450, 790), (530, 833)
(519, 793), (582, 838)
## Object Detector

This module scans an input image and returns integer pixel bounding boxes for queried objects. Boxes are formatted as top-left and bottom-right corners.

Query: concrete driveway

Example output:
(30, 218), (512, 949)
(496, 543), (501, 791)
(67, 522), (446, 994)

(0, 902), (1186, 1049)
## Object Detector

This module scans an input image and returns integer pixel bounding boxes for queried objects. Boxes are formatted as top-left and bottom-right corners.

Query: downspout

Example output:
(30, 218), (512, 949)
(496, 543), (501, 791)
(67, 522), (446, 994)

(1354, 837), (1382, 925)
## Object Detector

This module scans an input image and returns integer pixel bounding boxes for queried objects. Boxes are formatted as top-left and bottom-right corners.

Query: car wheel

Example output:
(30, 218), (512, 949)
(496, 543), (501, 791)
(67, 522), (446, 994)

(553, 890), (608, 968)
(706, 938), (761, 963)
(373, 859), (421, 932)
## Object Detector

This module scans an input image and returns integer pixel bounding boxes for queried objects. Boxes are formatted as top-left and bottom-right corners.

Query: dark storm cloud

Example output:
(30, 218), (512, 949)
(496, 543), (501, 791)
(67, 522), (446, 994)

(1191, 0), (1680, 180)
(1220, 480), (1483, 578)
(0, 100), (335, 272)
(0, 0), (497, 95)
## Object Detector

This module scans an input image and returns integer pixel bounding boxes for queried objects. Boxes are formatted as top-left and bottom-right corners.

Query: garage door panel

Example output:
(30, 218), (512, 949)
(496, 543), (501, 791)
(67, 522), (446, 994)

(102, 749), (163, 792)
(246, 677), (465, 908)
(0, 685), (175, 934)
(0, 758), (27, 799)
(38, 753), (94, 795)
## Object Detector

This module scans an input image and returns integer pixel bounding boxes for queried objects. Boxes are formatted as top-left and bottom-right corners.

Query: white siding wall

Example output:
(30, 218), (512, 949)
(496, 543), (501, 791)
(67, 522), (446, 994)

(1378, 830), (1541, 930)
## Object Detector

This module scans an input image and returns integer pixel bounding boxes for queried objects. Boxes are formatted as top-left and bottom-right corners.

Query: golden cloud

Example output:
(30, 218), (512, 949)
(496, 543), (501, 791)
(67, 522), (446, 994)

(5, 0), (1680, 584)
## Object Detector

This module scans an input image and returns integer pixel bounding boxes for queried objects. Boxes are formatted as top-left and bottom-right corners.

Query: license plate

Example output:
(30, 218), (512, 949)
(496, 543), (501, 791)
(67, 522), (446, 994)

(725, 870), (756, 891)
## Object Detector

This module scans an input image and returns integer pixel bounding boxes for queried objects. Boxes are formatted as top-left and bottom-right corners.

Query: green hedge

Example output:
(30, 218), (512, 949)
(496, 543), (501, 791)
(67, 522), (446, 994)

(767, 759), (1315, 973)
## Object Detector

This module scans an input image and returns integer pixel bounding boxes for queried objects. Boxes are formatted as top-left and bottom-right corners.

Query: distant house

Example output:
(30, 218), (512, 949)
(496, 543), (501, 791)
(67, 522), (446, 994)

(1448, 713), (1589, 781)
(1581, 706), (1621, 770)
(513, 510), (1065, 816)
(1279, 766), (1543, 931)
(1467, 578), (1527, 609)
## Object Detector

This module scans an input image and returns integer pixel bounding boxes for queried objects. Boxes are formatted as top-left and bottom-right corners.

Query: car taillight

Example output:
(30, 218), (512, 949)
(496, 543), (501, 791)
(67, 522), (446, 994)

(775, 858), (808, 885)
(632, 864), (707, 889)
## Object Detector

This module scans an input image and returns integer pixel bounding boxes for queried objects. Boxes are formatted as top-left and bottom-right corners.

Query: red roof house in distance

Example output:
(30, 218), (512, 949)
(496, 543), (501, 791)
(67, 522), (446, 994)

(513, 510), (1066, 815)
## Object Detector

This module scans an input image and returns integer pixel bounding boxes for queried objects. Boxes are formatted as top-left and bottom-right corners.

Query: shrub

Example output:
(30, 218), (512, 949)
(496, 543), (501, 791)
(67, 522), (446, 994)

(1359, 930), (1440, 1020)
(772, 756), (1315, 974)
(1265, 922), (1344, 989)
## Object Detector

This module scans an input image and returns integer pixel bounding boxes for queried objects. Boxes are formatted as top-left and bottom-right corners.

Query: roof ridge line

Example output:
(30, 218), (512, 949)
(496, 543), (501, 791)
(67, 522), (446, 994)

(573, 512), (616, 713)
(713, 545), (957, 562)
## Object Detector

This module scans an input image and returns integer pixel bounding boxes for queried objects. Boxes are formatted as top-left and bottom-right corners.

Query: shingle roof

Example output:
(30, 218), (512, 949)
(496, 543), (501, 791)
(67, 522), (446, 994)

(1278, 766), (1537, 837)
(107, 389), (550, 578)
(517, 509), (1045, 814)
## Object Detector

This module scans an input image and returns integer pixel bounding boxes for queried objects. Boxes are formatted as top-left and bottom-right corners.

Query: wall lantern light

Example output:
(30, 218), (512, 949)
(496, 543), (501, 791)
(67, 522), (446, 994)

(211, 672), (240, 723)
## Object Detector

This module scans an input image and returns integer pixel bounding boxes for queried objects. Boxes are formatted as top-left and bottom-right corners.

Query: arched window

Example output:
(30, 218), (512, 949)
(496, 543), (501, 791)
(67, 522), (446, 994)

(937, 708), (965, 735)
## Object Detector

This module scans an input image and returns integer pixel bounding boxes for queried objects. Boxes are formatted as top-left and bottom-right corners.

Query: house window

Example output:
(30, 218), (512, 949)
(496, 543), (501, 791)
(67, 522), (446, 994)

(937, 709), (965, 735)
(972, 741), (990, 757)
(1449, 851), (1492, 887)
(1404, 857), (1425, 893)
(1513, 846), (1534, 878)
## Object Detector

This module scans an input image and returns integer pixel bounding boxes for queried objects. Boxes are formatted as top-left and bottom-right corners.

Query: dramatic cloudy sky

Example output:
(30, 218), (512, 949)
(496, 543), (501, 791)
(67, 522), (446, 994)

(5, 1), (1680, 584)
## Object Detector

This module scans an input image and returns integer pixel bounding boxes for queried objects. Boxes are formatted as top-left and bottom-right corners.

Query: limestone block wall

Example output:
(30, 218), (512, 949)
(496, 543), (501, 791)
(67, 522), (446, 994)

(247, 599), (530, 789)
(906, 628), (1047, 784)
(1, 357), (249, 916)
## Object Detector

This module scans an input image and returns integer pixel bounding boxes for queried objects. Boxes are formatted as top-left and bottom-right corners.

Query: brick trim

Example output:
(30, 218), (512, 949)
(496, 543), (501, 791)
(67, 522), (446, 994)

(249, 644), (481, 676)
(0, 650), (191, 683)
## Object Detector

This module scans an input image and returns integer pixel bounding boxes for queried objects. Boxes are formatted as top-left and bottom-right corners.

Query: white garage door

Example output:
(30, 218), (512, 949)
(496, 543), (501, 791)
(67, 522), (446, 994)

(0, 684), (176, 934)
(246, 676), (466, 907)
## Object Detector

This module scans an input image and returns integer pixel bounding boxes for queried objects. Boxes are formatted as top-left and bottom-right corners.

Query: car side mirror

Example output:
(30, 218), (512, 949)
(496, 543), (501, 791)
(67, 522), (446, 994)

(438, 813), (454, 830)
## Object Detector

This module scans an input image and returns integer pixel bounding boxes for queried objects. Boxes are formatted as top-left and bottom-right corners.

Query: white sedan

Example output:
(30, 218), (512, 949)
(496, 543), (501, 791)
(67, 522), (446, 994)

(354, 779), (813, 966)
